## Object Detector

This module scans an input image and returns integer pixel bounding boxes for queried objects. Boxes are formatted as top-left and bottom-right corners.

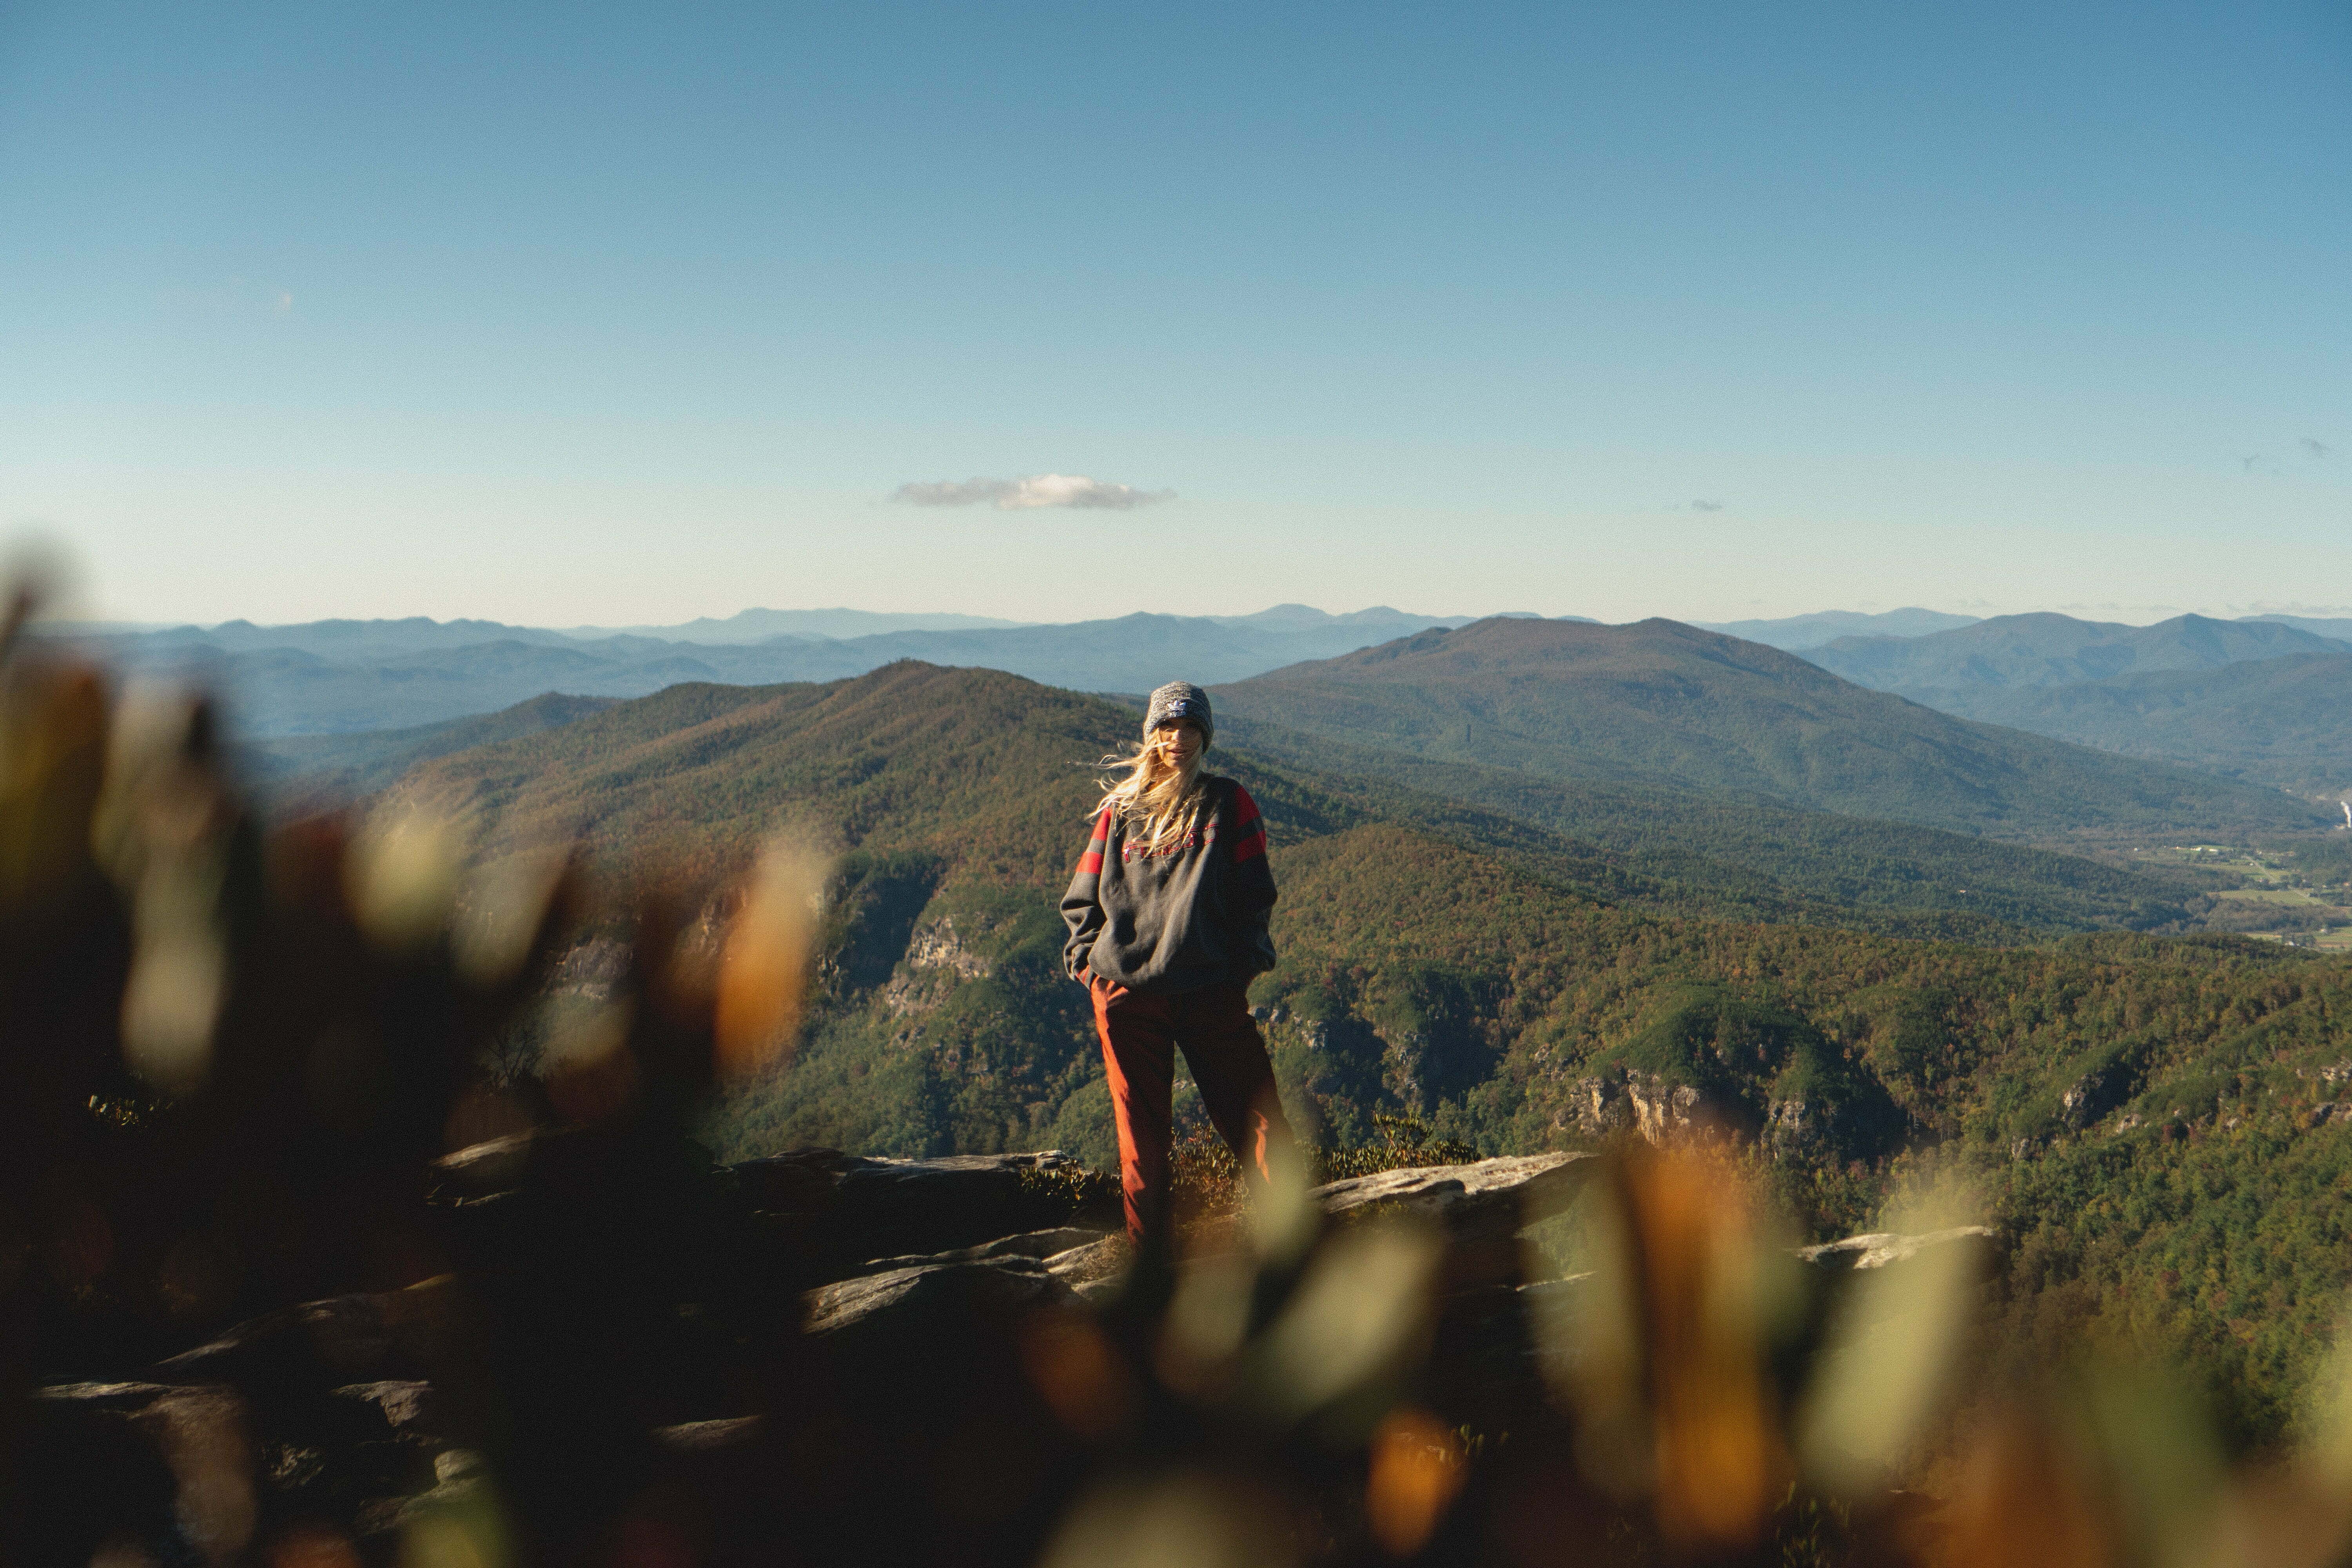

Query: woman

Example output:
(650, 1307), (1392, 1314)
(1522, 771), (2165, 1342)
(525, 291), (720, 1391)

(1061, 681), (1296, 1249)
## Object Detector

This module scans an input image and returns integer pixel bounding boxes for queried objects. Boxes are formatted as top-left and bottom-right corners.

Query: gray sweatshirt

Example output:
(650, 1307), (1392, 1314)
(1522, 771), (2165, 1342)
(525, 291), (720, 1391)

(1060, 775), (1277, 994)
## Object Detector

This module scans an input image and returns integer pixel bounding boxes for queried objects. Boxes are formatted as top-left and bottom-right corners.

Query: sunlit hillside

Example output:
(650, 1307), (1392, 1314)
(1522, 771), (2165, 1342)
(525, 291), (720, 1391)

(379, 659), (2352, 1445)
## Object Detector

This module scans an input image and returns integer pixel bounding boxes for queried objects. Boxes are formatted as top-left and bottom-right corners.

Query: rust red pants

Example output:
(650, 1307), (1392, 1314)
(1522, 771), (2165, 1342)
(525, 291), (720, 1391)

(1089, 975), (1294, 1246)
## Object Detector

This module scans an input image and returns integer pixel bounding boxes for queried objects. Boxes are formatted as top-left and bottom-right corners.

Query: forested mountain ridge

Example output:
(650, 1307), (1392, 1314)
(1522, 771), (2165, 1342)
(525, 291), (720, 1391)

(1823, 651), (2352, 798)
(1209, 708), (2225, 934)
(1212, 617), (2330, 840)
(389, 662), (2221, 941)
(1805, 610), (2348, 692)
(379, 660), (2352, 1446)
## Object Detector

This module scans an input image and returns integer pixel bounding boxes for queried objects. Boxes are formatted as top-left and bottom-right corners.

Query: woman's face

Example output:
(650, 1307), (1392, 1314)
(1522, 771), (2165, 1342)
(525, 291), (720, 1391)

(1151, 719), (1203, 769)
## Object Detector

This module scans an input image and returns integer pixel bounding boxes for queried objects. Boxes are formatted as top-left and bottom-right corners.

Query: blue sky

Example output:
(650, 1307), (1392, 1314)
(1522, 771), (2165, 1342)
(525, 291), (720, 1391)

(3, 1), (2347, 627)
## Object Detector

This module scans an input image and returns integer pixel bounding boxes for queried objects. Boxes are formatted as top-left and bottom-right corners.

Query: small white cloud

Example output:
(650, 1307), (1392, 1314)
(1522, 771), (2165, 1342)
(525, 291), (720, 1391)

(891, 473), (1174, 511)
(274, 290), (293, 314)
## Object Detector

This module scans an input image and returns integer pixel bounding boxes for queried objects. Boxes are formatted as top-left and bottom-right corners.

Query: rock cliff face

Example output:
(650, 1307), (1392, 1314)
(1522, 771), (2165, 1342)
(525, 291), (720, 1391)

(1570, 1068), (1723, 1145)
(2062, 1061), (2129, 1127)
(902, 916), (994, 979)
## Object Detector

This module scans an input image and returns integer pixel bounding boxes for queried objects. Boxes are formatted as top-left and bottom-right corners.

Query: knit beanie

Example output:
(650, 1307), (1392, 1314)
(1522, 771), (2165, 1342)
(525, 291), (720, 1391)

(1143, 681), (1213, 746)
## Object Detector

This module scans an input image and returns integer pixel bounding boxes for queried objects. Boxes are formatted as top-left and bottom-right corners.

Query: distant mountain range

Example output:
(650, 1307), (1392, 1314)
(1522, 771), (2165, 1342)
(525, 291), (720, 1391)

(555, 608), (1033, 642)
(1866, 652), (2352, 797)
(1795, 613), (2352, 794)
(1692, 607), (1981, 650)
(1211, 617), (2328, 841)
(2248, 614), (2352, 642)
(1803, 612), (2348, 690)
(45, 601), (2352, 808)
(58, 604), (1481, 736)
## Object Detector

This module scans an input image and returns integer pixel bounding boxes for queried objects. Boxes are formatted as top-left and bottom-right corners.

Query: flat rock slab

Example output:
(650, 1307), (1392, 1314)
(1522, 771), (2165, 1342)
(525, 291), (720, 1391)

(1311, 1152), (1600, 1233)
(654, 1415), (766, 1452)
(156, 1274), (463, 1392)
(805, 1256), (1073, 1338)
(21, 1381), (259, 1564)
(1044, 1236), (1133, 1301)
(331, 1379), (452, 1441)
(856, 1225), (1113, 1277)
(1796, 1226), (1996, 1272)
(35, 1381), (178, 1409)
(735, 1149), (1117, 1268)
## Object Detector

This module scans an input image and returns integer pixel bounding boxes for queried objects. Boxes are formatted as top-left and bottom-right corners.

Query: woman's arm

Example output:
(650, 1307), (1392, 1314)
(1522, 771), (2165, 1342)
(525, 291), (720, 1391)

(1227, 785), (1275, 912)
(1225, 784), (1278, 980)
(1060, 807), (1114, 982)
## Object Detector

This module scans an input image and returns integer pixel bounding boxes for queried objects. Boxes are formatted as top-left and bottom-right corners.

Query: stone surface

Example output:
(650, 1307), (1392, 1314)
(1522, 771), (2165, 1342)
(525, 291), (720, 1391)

(858, 1225), (1112, 1276)
(1795, 1225), (1996, 1271)
(734, 1148), (1117, 1269)
(22, 1381), (261, 1565)
(1310, 1151), (1598, 1231)
(2062, 1058), (2137, 1129)
(655, 1415), (766, 1452)
(1766, 1096), (1815, 1146)
(805, 1256), (1073, 1338)
(156, 1274), (464, 1391)
(330, 1379), (450, 1440)
(1569, 1069), (1742, 1144)
(1044, 1235), (1133, 1301)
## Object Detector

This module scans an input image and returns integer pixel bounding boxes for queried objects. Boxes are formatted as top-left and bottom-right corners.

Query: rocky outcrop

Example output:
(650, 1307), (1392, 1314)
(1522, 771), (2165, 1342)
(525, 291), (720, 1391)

(902, 916), (992, 979)
(1766, 1095), (1816, 1147)
(1043, 1235), (1131, 1300)
(1570, 1068), (1731, 1144)
(1312, 1152), (1597, 1235)
(879, 917), (995, 1015)
(805, 1256), (1072, 1339)
(431, 1131), (1119, 1278)
(1796, 1226), (1996, 1272)
(25, 1383), (262, 1564)
(2062, 1071), (2121, 1127)
(547, 936), (631, 1001)
(1624, 1075), (1708, 1142)
(732, 1148), (1118, 1269)
(27, 1375), (445, 1562)
(19, 1143), (2009, 1566)
(156, 1274), (466, 1395)
(2061, 1049), (2146, 1129)
(1568, 1071), (1631, 1134)
(854, 1225), (1109, 1277)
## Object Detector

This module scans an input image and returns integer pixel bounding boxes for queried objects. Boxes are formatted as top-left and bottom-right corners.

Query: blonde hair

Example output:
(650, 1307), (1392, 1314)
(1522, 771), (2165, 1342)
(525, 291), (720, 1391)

(1093, 730), (1207, 854)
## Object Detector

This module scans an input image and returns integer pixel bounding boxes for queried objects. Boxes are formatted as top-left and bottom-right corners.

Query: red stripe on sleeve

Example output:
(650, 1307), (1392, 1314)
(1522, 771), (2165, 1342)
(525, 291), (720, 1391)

(1229, 786), (1266, 861)
(1077, 808), (1111, 875)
